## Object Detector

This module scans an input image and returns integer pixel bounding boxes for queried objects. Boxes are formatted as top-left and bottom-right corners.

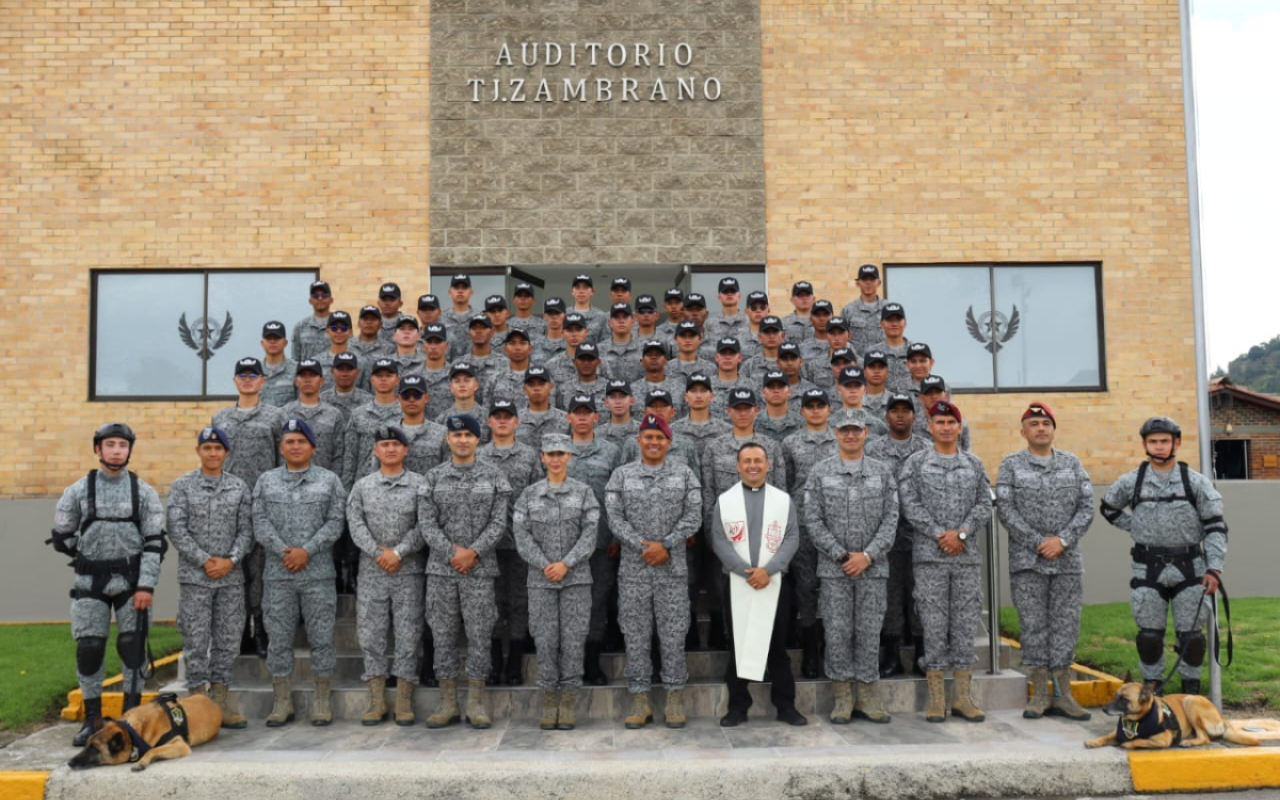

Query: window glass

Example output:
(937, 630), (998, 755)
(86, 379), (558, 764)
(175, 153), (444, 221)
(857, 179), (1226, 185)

(885, 266), (995, 390)
(94, 273), (205, 397)
(206, 272), (315, 396)
(993, 266), (1100, 389)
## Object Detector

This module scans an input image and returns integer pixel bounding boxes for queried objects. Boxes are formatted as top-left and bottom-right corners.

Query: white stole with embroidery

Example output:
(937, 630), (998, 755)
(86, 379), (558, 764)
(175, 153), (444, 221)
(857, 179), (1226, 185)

(718, 481), (791, 681)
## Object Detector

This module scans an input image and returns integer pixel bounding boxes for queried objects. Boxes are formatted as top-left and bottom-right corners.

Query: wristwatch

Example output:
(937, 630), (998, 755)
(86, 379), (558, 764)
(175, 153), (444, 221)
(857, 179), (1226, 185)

(957, 530), (968, 542)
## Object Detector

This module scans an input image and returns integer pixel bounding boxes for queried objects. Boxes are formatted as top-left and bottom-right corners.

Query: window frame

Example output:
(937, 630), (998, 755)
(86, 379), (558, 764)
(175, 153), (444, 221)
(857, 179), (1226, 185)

(882, 261), (1107, 395)
(88, 267), (319, 402)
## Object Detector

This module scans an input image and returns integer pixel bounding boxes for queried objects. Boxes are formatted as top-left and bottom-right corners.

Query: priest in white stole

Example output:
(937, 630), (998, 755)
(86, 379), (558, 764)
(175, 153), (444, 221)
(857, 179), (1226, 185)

(709, 442), (806, 727)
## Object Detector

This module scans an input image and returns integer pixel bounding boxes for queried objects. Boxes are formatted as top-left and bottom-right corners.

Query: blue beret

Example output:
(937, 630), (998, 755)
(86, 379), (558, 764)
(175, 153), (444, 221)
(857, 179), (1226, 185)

(446, 414), (482, 438)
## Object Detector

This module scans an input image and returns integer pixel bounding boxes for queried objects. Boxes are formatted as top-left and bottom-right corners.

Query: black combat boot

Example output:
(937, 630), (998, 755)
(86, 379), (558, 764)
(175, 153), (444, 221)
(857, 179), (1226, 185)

(72, 697), (103, 747)
(122, 692), (142, 714)
(879, 635), (903, 678)
(486, 639), (504, 686)
(504, 638), (525, 686)
(253, 613), (270, 659)
(1181, 677), (1201, 696)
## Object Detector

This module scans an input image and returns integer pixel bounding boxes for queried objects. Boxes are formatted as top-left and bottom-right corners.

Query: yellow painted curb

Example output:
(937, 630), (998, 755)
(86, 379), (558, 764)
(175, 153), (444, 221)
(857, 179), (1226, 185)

(1130, 749), (1280, 792)
(999, 636), (1122, 708)
(0, 771), (49, 800)
(61, 651), (184, 721)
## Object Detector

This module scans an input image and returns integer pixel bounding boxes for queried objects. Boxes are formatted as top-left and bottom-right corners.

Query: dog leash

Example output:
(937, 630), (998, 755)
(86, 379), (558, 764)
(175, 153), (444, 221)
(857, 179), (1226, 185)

(1153, 576), (1232, 693)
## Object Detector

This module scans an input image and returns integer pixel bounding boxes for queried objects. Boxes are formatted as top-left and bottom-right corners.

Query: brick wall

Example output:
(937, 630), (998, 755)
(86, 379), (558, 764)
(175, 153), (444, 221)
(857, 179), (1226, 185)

(758, 1), (1199, 480)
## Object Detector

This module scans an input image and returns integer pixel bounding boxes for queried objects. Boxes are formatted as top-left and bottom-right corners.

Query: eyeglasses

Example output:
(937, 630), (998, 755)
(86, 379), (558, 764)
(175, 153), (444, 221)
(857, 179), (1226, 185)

(327, 324), (351, 332)
(311, 292), (331, 299)
(399, 391), (425, 400)
(235, 372), (262, 380)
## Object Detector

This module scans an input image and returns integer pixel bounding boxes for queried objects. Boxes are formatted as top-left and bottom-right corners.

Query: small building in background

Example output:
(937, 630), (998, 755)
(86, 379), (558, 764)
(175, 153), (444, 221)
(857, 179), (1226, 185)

(1210, 376), (1280, 480)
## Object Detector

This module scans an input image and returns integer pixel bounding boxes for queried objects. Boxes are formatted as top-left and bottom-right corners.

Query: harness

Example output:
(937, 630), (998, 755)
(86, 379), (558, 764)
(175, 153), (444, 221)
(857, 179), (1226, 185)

(1116, 699), (1182, 746)
(64, 470), (167, 605)
(1127, 462), (1210, 602)
(110, 693), (190, 763)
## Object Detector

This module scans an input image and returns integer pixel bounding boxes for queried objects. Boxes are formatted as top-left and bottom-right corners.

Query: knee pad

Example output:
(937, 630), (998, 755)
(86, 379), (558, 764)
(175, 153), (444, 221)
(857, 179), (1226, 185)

(1176, 630), (1206, 668)
(77, 636), (108, 675)
(1136, 628), (1165, 666)
(116, 631), (146, 670)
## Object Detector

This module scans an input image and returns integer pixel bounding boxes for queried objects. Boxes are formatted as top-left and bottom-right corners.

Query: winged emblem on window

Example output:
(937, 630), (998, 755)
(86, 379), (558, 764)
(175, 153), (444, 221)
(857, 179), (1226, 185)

(178, 312), (234, 358)
(965, 306), (1020, 353)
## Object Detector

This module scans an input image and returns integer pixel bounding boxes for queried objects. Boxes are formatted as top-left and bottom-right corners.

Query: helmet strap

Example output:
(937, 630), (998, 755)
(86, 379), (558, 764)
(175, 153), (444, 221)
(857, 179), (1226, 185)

(1145, 446), (1177, 465)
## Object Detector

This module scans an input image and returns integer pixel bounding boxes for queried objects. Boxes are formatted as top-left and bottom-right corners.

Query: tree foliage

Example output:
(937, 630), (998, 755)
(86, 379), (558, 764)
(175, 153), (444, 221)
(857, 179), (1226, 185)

(1227, 335), (1280, 394)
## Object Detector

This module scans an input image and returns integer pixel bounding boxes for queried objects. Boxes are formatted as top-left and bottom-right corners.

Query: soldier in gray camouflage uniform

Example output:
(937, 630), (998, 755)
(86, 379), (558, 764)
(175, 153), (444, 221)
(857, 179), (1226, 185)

(347, 425), (426, 726)
(351, 305), (394, 368)
(668, 320), (717, 380)
(1101, 416), (1227, 696)
(484, 328), (534, 410)
(433, 362), (492, 443)
(865, 393), (932, 678)
(598, 381), (640, 447)
(898, 400), (992, 723)
(418, 322), (456, 421)
(253, 418), (347, 726)
(282, 359), (347, 472)
(291, 280), (334, 362)
(833, 367), (891, 438)
(212, 357), (286, 657)
(996, 403), (1094, 720)
(606, 414), (702, 729)
(50, 423), (165, 747)
(601, 303), (645, 385)
(864, 303), (914, 394)
(515, 367), (569, 450)
(341, 357), (404, 489)
(320, 352), (372, 424)
(782, 388), (837, 677)
(395, 375), (449, 475)
(780, 281), (815, 343)
(758, 371), (805, 442)
(260, 320), (299, 407)
(419, 415), (513, 729)
(564, 395), (623, 685)
(508, 282), (547, 339)
(913, 375), (973, 452)
(531, 298), (569, 366)
(631, 340), (688, 418)
(167, 426), (254, 728)
(804, 409), (899, 724)
(478, 400), (544, 686)
(514, 433), (600, 730)
(313, 310), (354, 392)
(619, 389), (701, 474)
(840, 265), (889, 355)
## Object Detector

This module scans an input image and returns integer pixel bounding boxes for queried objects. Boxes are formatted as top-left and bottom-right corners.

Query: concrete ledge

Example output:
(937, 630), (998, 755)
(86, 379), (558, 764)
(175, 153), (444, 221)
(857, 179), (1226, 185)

(43, 751), (1134, 800)
(0, 770), (49, 800)
(1129, 748), (1280, 792)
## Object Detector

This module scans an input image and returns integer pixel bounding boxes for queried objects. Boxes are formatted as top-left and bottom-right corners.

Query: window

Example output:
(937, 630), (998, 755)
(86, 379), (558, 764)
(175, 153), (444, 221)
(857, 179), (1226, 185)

(91, 269), (317, 400)
(883, 263), (1105, 392)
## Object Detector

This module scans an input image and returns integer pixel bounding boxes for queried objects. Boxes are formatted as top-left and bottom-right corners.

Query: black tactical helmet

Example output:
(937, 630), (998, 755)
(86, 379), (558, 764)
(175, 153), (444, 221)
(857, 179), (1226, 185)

(1139, 416), (1181, 439)
(93, 422), (136, 448)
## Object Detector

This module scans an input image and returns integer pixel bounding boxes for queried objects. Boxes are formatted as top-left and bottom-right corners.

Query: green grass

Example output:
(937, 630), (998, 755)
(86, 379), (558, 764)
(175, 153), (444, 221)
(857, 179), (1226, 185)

(0, 623), (184, 731)
(1000, 598), (1280, 710)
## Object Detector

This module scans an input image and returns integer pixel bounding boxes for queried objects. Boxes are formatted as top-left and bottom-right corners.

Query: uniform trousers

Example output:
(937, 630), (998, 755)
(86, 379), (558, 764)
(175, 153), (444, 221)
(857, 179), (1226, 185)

(263, 579), (337, 678)
(529, 584), (592, 690)
(820, 575), (888, 682)
(619, 579), (690, 693)
(1010, 571), (1082, 670)
(356, 572), (424, 682)
(913, 562), (981, 672)
(71, 574), (146, 698)
(178, 582), (245, 688)
(427, 574), (497, 681)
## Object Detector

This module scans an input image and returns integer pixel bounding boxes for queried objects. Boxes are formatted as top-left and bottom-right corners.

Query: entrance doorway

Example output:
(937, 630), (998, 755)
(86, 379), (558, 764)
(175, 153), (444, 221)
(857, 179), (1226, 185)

(1213, 438), (1249, 480)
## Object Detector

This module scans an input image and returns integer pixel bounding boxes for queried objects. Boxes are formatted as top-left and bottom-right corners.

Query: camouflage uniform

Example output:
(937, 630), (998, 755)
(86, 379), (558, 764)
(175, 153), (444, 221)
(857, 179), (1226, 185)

(756, 409), (805, 443)
(621, 434), (701, 475)
(484, 367), (530, 409)
(167, 469), (254, 690)
(434, 404), (492, 444)
(252, 464), (347, 678)
(291, 315), (331, 363)
(912, 412), (973, 452)
(605, 459), (702, 693)
(261, 359), (299, 407)
(54, 469), (165, 699)
(668, 357), (717, 381)
(531, 335), (568, 367)
(320, 385), (373, 424)
(555, 376), (611, 412)
(630, 377), (689, 418)
(347, 468), (426, 682)
(782, 426), (838, 626)
(840, 298), (888, 356)
(996, 449), (1094, 670)
(350, 337), (393, 367)
(865, 341), (913, 394)
(803, 456), (899, 682)
(212, 403), (286, 615)
(508, 315), (546, 339)
(708, 375), (756, 418)
(514, 478), (600, 690)
(419, 460), (512, 682)
(898, 449), (993, 671)
(865, 433), (932, 641)
(702, 313), (750, 344)
(280, 400), (347, 473)
(341, 400), (404, 489)
(567, 436), (623, 644)
(781, 312), (814, 343)
(701, 434), (787, 520)
(477, 441), (544, 646)
(401, 419), (450, 476)
(515, 407), (569, 451)
(420, 366), (455, 421)
(601, 338), (645, 386)
(598, 418), (639, 452)
(1101, 462), (1227, 682)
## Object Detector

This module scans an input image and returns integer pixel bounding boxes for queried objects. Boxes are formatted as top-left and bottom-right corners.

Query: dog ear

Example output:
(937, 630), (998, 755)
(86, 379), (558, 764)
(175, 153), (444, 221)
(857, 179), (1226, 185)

(1122, 670), (1133, 683)
(108, 732), (126, 755)
(1139, 685), (1152, 703)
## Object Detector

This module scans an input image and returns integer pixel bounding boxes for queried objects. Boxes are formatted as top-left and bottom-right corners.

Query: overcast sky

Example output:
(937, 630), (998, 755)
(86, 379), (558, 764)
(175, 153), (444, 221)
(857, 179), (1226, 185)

(1194, 0), (1280, 372)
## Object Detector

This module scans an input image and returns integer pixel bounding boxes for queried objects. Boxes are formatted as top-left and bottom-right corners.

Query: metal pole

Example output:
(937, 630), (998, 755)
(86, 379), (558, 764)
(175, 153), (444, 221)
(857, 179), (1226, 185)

(1177, 0), (1220, 708)
(987, 490), (1001, 675)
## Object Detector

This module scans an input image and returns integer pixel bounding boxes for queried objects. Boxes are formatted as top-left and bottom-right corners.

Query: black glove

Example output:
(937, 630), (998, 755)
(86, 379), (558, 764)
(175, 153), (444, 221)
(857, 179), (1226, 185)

(47, 529), (78, 558)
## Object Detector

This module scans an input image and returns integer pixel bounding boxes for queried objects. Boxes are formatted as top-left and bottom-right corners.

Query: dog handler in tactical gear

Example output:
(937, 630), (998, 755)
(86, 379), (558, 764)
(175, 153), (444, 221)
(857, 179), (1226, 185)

(347, 425), (426, 726)
(253, 418), (347, 727)
(166, 426), (254, 728)
(996, 403), (1094, 720)
(513, 433), (600, 731)
(1101, 416), (1227, 696)
(51, 423), (165, 747)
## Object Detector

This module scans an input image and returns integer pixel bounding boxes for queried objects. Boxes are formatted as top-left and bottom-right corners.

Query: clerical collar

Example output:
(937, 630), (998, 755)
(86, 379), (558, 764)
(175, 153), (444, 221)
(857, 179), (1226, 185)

(747, 485), (763, 493)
